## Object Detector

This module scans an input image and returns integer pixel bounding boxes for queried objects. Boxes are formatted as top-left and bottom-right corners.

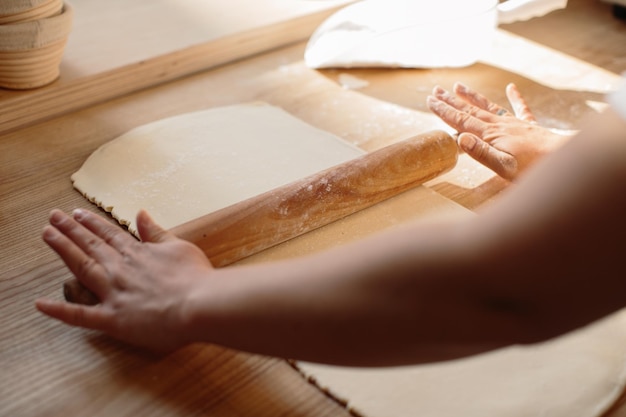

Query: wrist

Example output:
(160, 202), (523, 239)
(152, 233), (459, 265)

(176, 274), (223, 346)
(176, 266), (261, 349)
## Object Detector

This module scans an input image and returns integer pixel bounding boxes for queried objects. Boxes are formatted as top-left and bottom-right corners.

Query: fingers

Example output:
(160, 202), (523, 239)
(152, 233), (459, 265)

(136, 209), (177, 244)
(35, 298), (112, 332)
(458, 133), (517, 181)
(453, 83), (511, 118)
(506, 83), (537, 123)
(431, 85), (500, 123)
(43, 212), (111, 298)
(427, 95), (487, 137)
(72, 208), (136, 254)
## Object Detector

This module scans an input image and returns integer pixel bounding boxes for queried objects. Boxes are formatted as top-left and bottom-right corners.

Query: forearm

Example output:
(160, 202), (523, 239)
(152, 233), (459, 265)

(462, 106), (626, 338)
(182, 109), (626, 367)
(181, 220), (529, 366)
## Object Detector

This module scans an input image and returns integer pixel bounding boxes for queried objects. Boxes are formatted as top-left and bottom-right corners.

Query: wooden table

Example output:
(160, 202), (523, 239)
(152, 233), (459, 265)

(2, 0), (626, 416)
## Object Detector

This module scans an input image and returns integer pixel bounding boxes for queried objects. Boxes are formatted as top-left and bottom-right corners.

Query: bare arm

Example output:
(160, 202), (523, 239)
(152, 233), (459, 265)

(183, 106), (626, 366)
(37, 100), (626, 367)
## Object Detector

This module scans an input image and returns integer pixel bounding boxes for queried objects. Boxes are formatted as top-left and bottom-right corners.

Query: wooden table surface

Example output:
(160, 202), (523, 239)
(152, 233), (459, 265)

(2, 0), (626, 416)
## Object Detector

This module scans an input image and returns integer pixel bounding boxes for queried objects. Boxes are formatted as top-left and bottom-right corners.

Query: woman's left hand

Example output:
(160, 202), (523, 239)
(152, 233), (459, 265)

(427, 83), (572, 181)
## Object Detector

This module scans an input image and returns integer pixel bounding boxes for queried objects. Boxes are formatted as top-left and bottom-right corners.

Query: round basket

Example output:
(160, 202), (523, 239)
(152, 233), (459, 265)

(0, 1), (73, 89)
(0, 0), (64, 24)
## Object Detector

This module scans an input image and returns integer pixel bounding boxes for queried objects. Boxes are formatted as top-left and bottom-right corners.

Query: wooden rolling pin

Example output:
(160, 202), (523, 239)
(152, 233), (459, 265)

(63, 130), (457, 305)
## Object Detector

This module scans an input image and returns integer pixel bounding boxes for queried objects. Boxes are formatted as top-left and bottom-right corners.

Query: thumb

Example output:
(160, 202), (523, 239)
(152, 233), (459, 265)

(136, 210), (177, 243)
(458, 133), (517, 181)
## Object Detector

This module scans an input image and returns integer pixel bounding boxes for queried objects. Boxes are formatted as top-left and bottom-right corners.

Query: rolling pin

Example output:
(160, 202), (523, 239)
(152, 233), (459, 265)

(63, 129), (457, 305)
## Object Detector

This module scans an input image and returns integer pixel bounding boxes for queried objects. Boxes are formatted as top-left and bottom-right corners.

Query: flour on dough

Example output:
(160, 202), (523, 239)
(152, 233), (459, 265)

(72, 103), (365, 236)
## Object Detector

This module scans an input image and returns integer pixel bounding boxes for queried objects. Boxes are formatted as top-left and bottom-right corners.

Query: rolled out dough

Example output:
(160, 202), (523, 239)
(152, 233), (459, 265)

(296, 310), (626, 417)
(72, 102), (365, 235)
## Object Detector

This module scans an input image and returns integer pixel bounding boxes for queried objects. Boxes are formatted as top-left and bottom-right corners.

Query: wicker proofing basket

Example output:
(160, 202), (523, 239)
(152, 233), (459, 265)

(0, 1), (73, 90)
(0, 0), (64, 24)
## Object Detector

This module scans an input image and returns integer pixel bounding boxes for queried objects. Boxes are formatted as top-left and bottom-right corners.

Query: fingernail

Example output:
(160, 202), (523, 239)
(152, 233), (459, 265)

(72, 208), (86, 220)
(459, 134), (477, 151)
(49, 209), (64, 225)
(426, 96), (440, 108)
(42, 225), (57, 240)
(458, 82), (471, 92)
(426, 96), (438, 111)
(432, 85), (445, 95)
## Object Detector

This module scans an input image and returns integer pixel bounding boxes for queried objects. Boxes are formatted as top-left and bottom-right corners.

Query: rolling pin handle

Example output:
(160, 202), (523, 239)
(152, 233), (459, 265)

(63, 279), (99, 306)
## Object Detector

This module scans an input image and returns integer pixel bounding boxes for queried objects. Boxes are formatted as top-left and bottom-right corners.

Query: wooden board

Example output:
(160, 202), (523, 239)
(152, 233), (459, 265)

(0, 45), (472, 416)
(0, 0), (353, 134)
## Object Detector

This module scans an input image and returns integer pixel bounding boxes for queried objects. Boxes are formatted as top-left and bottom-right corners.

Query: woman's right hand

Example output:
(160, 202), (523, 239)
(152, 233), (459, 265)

(36, 208), (214, 352)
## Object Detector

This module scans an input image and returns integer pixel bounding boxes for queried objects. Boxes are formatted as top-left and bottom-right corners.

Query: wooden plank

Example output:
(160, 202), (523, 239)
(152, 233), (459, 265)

(0, 0), (353, 134)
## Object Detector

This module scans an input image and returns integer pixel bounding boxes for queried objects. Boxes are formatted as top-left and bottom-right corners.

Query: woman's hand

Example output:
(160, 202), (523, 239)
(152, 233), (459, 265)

(427, 83), (572, 181)
(36, 209), (214, 352)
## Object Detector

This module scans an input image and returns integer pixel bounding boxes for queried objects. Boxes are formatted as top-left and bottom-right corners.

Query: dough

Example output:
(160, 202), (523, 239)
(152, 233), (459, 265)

(72, 103), (365, 235)
(296, 310), (626, 417)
